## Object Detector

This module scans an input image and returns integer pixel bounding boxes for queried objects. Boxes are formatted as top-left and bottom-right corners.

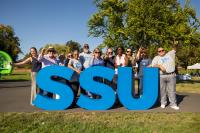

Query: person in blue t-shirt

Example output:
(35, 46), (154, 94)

(89, 48), (104, 99)
(90, 48), (104, 67)
(136, 47), (152, 96)
(68, 49), (83, 104)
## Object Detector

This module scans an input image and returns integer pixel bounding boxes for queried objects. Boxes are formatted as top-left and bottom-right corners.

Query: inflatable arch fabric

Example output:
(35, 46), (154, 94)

(0, 51), (13, 75)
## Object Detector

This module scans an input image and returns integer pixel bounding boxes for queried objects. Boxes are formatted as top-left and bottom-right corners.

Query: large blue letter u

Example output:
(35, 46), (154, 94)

(118, 67), (159, 110)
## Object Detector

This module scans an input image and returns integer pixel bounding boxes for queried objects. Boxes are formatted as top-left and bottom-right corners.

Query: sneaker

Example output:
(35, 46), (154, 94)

(170, 105), (179, 110)
(55, 94), (60, 99)
(160, 104), (166, 108)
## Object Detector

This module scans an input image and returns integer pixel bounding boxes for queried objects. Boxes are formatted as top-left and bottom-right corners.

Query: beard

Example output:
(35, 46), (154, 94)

(83, 48), (89, 53)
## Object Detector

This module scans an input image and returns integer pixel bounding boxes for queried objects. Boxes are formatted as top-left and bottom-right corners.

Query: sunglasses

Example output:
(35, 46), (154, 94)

(95, 51), (100, 54)
(84, 46), (89, 48)
(158, 50), (165, 53)
(48, 50), (55, 53)
(67, 54), (72, 57)
(108, 52), (113, 54)
(126, 51), (131, 53)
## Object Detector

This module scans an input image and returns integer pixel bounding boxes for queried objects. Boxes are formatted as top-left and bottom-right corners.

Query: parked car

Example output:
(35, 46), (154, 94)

(177, 74), (192, 80)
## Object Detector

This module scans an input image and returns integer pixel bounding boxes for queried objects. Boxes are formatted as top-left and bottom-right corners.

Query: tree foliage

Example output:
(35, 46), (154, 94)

(65, 40), (81, 53)
(88, 0), (200, 67)
(41, 44), (67, 55)
(0, 24), (22, 61)
(41, 40), (81, 55)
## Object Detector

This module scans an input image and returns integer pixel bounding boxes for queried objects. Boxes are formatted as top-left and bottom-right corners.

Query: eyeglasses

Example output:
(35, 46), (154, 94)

(158, 50), (165, 53)
(67, 55), (72, 57)
(84, 46), (89, 48)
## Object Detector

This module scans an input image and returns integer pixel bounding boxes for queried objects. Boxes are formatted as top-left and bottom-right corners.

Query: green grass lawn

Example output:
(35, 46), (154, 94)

(0, 112), (200, 133)
(1, 70), (200, 132)
(0, 69), (31, 81)
(177, 77), (200, 94)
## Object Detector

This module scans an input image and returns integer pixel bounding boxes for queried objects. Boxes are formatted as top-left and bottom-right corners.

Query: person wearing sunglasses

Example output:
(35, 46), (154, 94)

(104, 48), (115, 69)
(125, 48), (137, 97)
(126, 48), (136, 67)
(103, 48), (116, 98)
(64, 53), (72, 67)
(151, 47), (179, 110)
(90, 48), (104, 67)
(79, 43), (93, 70)
(38, 47), (58, 68)
(68, 50), (83, 104)
(38, 47), (58, 98)
(79, 44), (93, 98)
(136, 47), (152, 97)
(87, 48), (105, 99)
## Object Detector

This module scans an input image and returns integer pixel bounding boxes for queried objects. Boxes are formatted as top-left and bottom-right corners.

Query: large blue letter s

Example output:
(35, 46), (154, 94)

(77, 66), (115, 110)
(34, 66), (74, 110)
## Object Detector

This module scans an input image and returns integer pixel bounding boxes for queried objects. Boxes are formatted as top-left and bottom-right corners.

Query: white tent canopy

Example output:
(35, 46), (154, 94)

(187, 63), (200, 69)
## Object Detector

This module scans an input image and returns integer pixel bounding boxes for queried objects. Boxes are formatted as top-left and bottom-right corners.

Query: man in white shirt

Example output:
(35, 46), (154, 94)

(151, 47), (179, 110)
(79, 44), (93, 97)
(79, 43), (93, 69)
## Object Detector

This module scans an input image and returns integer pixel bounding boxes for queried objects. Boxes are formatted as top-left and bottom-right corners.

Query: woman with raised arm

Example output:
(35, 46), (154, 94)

(14, 47), (41, 106)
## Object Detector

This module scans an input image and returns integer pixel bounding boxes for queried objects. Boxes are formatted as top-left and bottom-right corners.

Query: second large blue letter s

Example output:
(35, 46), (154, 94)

(77, 66), (115, 110)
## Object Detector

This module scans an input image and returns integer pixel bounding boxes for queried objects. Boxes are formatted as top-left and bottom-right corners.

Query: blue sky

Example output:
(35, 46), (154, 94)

(0, 0), (200, 59)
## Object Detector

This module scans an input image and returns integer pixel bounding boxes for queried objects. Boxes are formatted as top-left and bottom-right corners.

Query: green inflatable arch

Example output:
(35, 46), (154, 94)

(0, 51), (13, 75)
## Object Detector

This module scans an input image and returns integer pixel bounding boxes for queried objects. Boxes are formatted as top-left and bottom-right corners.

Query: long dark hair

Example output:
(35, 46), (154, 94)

(29, 47), (37, 57)
(115, 46), (124, 55)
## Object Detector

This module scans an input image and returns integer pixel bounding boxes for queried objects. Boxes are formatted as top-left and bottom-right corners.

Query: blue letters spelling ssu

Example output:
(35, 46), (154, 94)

(33, 66), (159, 110)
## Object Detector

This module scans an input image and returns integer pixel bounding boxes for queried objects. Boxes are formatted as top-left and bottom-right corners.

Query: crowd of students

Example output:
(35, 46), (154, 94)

(13, 43), (179, 110)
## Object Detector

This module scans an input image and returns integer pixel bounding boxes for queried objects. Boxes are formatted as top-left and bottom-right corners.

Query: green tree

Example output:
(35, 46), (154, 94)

(41, 44), (67, 55)
(88, 0), (127, 49)
(65, 40), (81, 53)
(41, 40), (81, 55)
(0, 24), (22, 61)
(89, 0), (200, 67)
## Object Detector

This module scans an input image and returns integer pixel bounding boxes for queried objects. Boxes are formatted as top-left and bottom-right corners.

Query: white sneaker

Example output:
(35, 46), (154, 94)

(161, 104), (166, 108)
(170, 105), (180, 110)
(55, 94), (60, 99)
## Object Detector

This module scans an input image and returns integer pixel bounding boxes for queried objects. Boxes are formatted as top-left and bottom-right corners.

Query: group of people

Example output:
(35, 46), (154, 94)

(13, 43), (179, 110)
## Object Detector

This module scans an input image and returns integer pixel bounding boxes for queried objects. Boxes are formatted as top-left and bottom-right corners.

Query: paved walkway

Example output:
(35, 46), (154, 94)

(0, 81), (200, 112)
